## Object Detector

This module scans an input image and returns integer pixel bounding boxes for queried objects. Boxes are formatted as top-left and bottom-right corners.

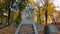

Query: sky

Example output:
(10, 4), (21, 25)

(53, 0), (60, 6)
(53, 0), (60, 11)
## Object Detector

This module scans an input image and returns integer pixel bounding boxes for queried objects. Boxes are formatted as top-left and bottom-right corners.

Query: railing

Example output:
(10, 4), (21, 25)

(15, 24), (22, 34)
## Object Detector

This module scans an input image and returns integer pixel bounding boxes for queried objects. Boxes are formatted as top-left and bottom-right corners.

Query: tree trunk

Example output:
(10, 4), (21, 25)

(8, 0), (12, 25)
(45, 0), (48, 25)
(37, 6), (41, 24)
(8, 5), (11, 25)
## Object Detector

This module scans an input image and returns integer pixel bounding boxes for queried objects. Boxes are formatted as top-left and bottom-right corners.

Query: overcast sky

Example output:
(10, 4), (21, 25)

(53, 0), (60, 11)
(53, 0), (60, 6)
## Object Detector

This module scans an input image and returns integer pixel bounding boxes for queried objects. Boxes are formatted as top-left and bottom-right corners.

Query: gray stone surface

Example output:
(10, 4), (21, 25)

(48, 25), (58, 32)
(44, 24), (58, 34)
(57, 26), (60, 31)
(21, 10), (34, 24)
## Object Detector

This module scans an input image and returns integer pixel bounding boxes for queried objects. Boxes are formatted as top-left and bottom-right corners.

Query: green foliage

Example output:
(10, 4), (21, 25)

(0, 0), (10, 9)
(0, 0), (11, 15)
(0, 0), (29, 24)
(0, 0), (11, 23)
(18, 0), (29, 11)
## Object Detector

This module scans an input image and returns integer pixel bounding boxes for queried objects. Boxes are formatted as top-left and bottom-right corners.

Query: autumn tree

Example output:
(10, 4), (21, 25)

(0, 0), (10, 24)
(29, 0), (57, 25)
(39, 0), (57, 25)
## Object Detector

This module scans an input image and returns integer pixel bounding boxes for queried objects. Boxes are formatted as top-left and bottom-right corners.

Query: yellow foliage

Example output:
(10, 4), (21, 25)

(33, 1), (58, 24)
(29, 0), (58, 25)
(10, 11), (19, 21)
(29, 0), (38, 6)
